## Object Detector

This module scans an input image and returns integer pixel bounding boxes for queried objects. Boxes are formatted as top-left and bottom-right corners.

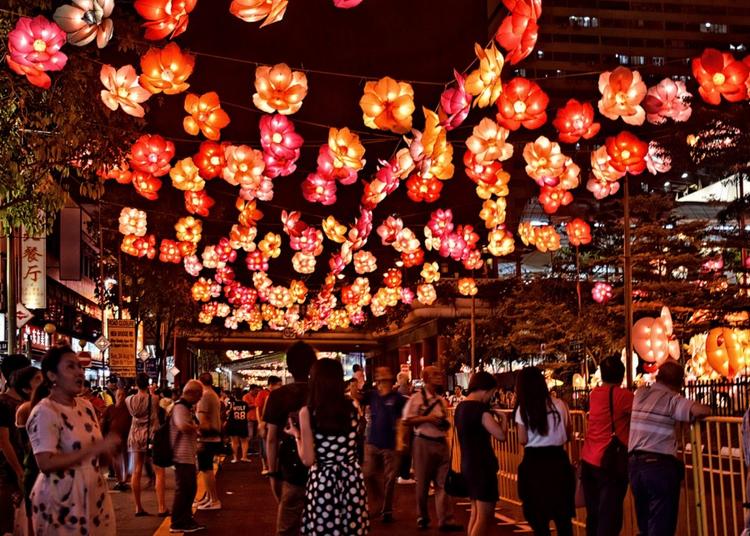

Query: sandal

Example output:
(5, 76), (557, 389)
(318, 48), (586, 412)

(135, 511), (151, 517)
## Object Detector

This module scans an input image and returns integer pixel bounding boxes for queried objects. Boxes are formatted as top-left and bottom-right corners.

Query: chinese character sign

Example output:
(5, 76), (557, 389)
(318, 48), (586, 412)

(108, 319), (136, 377)
(21, 227), (46, 309)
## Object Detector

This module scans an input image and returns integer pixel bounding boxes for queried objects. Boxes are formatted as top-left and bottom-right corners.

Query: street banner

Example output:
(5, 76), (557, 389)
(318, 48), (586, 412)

(108, 319), (136, 377)
(20, 226), (46, 309)
(59, 207), (82, 280)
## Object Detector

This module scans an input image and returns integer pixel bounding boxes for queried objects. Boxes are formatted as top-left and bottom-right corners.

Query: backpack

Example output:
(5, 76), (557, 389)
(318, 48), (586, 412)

(152, 400), (187, 468)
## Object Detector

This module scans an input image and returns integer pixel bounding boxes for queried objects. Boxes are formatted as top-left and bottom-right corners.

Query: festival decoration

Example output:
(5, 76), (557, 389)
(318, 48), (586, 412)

(253, 63), (308, 115)
(494, 0), (541, 65)
(465, 42), (504, 108)
(99, 64), (151, 118)
(237, 199), (264, 227)
(246, 250), (269, 272)
(230, 0), (288, 26)
(118, 208), (148, 237)
(175, 216), (202, 243)
(170, 157), (205, 191)
(565, 218), (592, 246)
(591, 282), (613, 304)
(458, 278), (478, 296)
(487, 226), (515, 256)
(100, 162), (133, 184)
(538, 185), (572, 214)
(416, 283), (437, 305)
(134, 0), (197, 40)
(466, 118), (514, 165)
(645, 142), (672, 175)
(185, 190), (215, 217)
(258, 232), (282, 259)
(605, 131), (648, 175)
(706, 327), (747, 377)
(292, 252), (315, 274)
(131, 171), (162, 200)
(129, 134), (175, 176)
(632, 306), (680, 369)
(438, 70), (471, 130)
(193, 141), (227, 179)
(223, 145), (270, 200)
(518, 222), (560, 253)
(643, 78), (692, 124)
(411, 109), (454, 181)
(53, 0), (114, 48)
(302, 174), (337, 205)
(183, 255), (203, 277)
(383, 268), (402, 289)
(259, 114), (303, 178)
(597, 67), (647, 125)
(322, 216), (347, 244)
(354, 250), (377, 274)
(495, 77), (548, 130)
(691, 49), (750, 105)
(333, 0), (364, 7)
(327, 127), (366, 172)
(552, 99), (600, 143)
(359, 77), (415, 134)
(523, 136), (566, 186)
(159, 239), (183, 263)
(479, 198), (507, 228)
(183, 92), (231, 141)
(139, 42), (195, 95)
(406, 175), (443, 203)
(7, 16), (68, 89)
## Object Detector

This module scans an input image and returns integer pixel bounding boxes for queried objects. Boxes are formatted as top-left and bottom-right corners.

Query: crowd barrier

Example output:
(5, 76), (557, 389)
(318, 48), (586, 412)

(448, 410), (748, 536)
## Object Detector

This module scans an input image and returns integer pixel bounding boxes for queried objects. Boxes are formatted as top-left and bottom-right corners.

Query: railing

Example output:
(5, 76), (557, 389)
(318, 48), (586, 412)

(449, 410), (748, 536)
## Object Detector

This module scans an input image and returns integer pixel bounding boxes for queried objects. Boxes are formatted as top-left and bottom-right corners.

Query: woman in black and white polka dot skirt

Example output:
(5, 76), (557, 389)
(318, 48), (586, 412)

(286, 358), (369, 535)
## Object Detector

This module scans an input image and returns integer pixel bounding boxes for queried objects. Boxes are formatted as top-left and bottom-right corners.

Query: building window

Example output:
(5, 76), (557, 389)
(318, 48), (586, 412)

(514, 68), (527, 77)
(617, 54), (630, 65)
(592, 17), (599, 28)
(700, 22), (727, 33)
(537, 50), (544, 59)
(631, 55), (645, 66)
(652, 56), (665, 66)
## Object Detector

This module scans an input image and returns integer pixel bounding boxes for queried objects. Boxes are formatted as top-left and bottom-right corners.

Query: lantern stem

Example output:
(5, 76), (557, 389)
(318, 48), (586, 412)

(7, 230), (16, 354)
(623, 177), (634, 388)
(576, 246), (582, 317)
(470, 293), (476, 371)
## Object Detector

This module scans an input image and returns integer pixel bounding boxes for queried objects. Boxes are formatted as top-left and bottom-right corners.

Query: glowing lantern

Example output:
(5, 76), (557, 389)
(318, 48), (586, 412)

(393, 228), (419, 254)
(230, 0), (287, 27)
(191, 278), (213, 302)
(643, 79), (692, 124)
(139, 42), (195, 95)
(552, 99), (600, 143)
(401, 248), (424, 268)
(333, 0), (363, 7)
(406, 175), (443, 203)
(53, 0), (114, 47)
(237, 199), (264, 228)
(538, 186), (573, 214)
(246, 250), (269, 272)
(458, 278), (478, 296)
(302, 173), (337, 206)
(253, 63), (308, 115)
(591, 282), (613, 304)
(183, 92), (230, 141)
(487, 227), (515, 257)
(558, 159), (580, 190)
(495, 77), (548, 130)
(99, 64), (150, 118)
(100, 161), (132, 184)
(466, 118), (514, 165)
(229, 224), (257, 252)
(479, 198), (507, 228)
(354, 250), (377, 274)
(632, 307), (680, 369)
(132, 171), (162, 201)
(605, 131), (648, 175)
(134, 235), (157, 259)
(118, 208), (147, 236)
(159, 239), (182, 263)
(377, 217), (404, 245)
(691, 49), (750, 105)
(170, 157), (205, 191)
(175, 216), (202, 243)
(327, 127), (366, 172)
(413, 109), (455, 180)
(706, 327), (746, 377)
(420, 262), (440, 283)
(494, 0), (541, 65)
(292, 252), (316, 274)
(417, 283), (437, 305)
(565, 218), (591, 246)
(129, 134), (175, 176)
(290, 280), (308, 303)
(645, 142), (672, 175)
(223, 144), (265, 188)
(463, 151), (505, 188)
(185, 190), (214, 217)
(534, 226), (561, 253)
(321, 216), (346, 244)
(183, 255), (203, 277)
(7, 16), (67, 89)
(259, 232), (281, 259)
(439, 70), (471, 130)
(590, 145), (626, 185)
(215, 238), (238, 264)
(465, 42), (504, 108)
(523, 136), (566, 186)
(290, 228), (323, 256)
(359, 76), (415, 134)
(134, 0), (196, 40)
(597, 67), (647, 125)
(194, 141), (227, 179)
(383, 268), (402, 289)
(259, 114), (303, 178)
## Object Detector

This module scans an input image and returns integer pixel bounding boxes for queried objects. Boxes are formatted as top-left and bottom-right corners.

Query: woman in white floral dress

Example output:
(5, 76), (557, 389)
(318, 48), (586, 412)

(26, 346), (119, 536)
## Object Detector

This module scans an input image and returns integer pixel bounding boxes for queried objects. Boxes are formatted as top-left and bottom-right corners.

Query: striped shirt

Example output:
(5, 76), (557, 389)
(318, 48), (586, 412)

(170, 401), (198, 464)
(628, 382), (695, 457)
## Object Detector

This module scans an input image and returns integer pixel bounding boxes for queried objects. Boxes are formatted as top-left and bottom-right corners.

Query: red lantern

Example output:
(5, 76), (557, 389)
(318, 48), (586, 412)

(159, 239), (182, 263)
(383, 268), (402, 289)
(134, 0), (196, 40)
(538, 185), (573, 214)
(406, 175), (443, 203)
(691, 48), (750, 105)
(605, 131), (648, 175)
(194, 140), (227, 179)
(131, 171), (162, 201)
(463, 150), (502, 185)
(565, 218), (592, 246)
(185, 190), (214, 217)
(302, 173), (337, 205)
(129, 134), (175, 176)
(495, 77), (548, 130)
(401, 248), (424, 268)
(552, 99), (601, 144)
(494, 0), (541, 65)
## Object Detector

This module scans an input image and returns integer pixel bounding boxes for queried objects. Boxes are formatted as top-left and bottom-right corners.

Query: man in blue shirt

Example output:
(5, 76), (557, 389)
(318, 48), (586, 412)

(362, 366), (406, 523)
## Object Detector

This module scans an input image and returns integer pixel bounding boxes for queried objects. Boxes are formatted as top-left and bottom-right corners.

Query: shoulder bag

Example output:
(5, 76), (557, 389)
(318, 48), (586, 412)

(600, 386), (629, 480)
(444, 410), (469, 498)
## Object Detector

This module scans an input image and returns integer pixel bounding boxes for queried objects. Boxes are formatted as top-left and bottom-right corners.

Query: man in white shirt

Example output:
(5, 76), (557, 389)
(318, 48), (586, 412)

(195, 373), (223, 511)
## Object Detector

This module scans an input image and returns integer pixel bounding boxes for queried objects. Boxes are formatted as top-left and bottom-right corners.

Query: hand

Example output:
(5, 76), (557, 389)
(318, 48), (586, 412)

(96, 434), (120, 456)
(284, 417), (300, 440)
(426, 415), (443, 426)
(14, 466), (24, 487)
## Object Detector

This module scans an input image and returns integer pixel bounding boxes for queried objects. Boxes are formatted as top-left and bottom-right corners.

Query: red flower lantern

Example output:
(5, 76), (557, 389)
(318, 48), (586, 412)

(183, 92), (230, 141)
(131, 171), (162, 201)
(134, 0), (196, 40)
(259, 114), (303, 178)
(494, 0), (541, 65)
(605, 131), (648, 175)
(159, 239), (182, 263)
(185, 190), (214, 217)
(495, 77), (548, 131)
(552, 99), (600, 143)
(246, 250), (269, 272)
(129, 134), (175, 177)
(538, 186), (573, 214)
(406, 175), (443, 203)
(691, 49), (750, 105)
(302, 174), (337, 205)
(438, 70), (471, 130)
(194, 141), (227, 179)
(383, 268), (403, 289)
(565, 218), (592, 246)
(401, 248), (424, 268)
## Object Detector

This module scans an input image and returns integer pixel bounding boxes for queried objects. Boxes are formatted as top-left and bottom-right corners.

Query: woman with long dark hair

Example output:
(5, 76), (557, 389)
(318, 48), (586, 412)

(514, 367), (575, 536)
(26, 346), (119, 535)
(286, 358), (369, 535)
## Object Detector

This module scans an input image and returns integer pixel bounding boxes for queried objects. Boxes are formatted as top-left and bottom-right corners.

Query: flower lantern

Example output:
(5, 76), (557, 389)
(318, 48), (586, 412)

(302, 174), (337, 205)
(228, 224), (257, 252)
(246, 251), (269, 272)
(183, 92), (230, 141)
(605, 131), (648, 175)
(191, 278), (213, 302)
(360, 76), (415, 134)
(53, 0), (114, 47)
(215, 238), (238, 264)
(706, 327), (746, 377)
(259, 114), (303, 178)
(230, 0), (288, 27)
(458, 278), (478, 296)
(133, 235), (157, 259)
(7, 16), (68, 89)
(466, 118), (514, 165)
(290, 280), (308, 304)
(552, 99), (600, 143)
(159, 239), (182, 263)
(353, 250), (377, 274)
(565, 218), (592, 246)
(417, 283), (437, 305)
(643, 79), (692, 124)
(170, 157), (205, 191)
(194, 141), (227, 179)
(139, 42), (195, 95)
(129, 134), (175, 176)
(321, 216), (346, 244)
(383, 268), (402, 289)
(327, 127), (366, 172)
(132, 171), (162, 201)
(406, 176), (443, 203)
(463, 151), (503, 187)
(400, 288), (415, 305)
(632, 307), (680, 369)
(401, 248), (424, 268)
(99, 65), (151, 117)
(479, 198), (507, 228)
(538, 185), (573, 214)
(420, 262), (440, 283)
(134, 0), (196, 40)
(175, 216), (202, 243)
(494, 0), (541, 65)
(597, 67), (647, 125)
(465, 42), (504, 108)
(495, 77), (548, 130)
(645, 142), (672, 175)
(253, 63), (308, 115)
(487, 227), (515, 257)
(223, 144), (266, 188)
(691, 49), (750, 105)
(185, 190), (214, 217)
(259, 232), (282, 260)
(376, 216), (403, 245)
(534, 226), (561, 253)
(100, 162), (132, 184)
(183, 255), (203, 276)
(591, 282), (613, 304)
(523, 136), (566, 186)
(237, 200), (264, 228)
(292, 252), (316, 274)
(118, 208), (147, 236)
(438, 70), (471, 130)
(590, 145), (626, 185)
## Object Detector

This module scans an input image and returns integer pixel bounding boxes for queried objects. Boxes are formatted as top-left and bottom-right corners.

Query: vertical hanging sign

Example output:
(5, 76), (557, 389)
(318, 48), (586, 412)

(108, 319), (136, 377)
(20, 226), (46, 310)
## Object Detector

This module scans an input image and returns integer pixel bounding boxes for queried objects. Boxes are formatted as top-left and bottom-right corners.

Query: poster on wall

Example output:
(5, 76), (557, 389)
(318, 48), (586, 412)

(108, 319), (136, 377)
(21, 226), (46, 310)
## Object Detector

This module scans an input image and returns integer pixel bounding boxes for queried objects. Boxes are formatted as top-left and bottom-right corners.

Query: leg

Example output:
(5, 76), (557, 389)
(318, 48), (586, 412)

(363, 444), (384, 516)
(596, 474), (628, 536)
(230, 436), (240, 461)
(553, 515), (574, 536)
(241, 437), (250, 461)
(471, 501), (496, 536)
(647, 459), (682, 536)
(382, 448), (399, 516)
(580, 462), (600, 536)
(434, 441), (455, 526)
(154, 465), (167, 513)
(171, 463), (197, 528)
(413, 438), (431, 524)
(276, 482), (305, 536)
(258, 431), (268, 468)
(629, 458), (650, 536)
(467, 500), (477, 536)
(197, 443), (219, 504)
(131, 451), (145, 513)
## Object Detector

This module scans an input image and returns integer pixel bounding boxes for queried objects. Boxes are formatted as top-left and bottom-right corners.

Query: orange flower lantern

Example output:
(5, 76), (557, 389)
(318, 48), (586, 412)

(134, 235), (157, 259)
(632, 307), (679, 369)
(479, 198), (507, 228)
(466, 118), (514, 165)
(465, 42), (504, 108)
(558, 159), (581, 191)
(230, 0), (288, 27)
(360, 76), (415, 134)
(416, 109), (454, 180)
(100, 161), (132, 184)
(383, 268), (402, 289)
(118, 207), (147, 236)
(53, 0), (114, 48)
(552, 99), (600, 143)
(222, 145), (266, 188)
(194, 141), (227, 179)
(259, 232), (282, 259)
(538, 185), (573, 214)
(605, 131), (648, 175)
(597, 67), (647, 125)
(494, 0), (541, 65)
(292, 252), (316, 274)
(420, 262), (440, 283)
(253, 63), (308, 115)
(129, 134), (175, 177)
(706, 327), (746, 377)
(132, 171), (162, 201)
(185, 190), (214, 217)
(475, 171), (510, 199)
(354, 250), (377, 274)
(401, 249), (424, 268)
(99, 64), (151, 118)
(237, 199), (264, 227)
(229, 224), (257, 252)
(290, 280), (308, 304)
(533, 225), (561, 253)
(175, 216), (202, 243)
(183, 92), (230, 141)
(169, 157), (205, 191)
(691, 49), (750, 105)
(121, 234), (140, 257)
(191, 278), (212, 302)
(134, 0), (196, 40)
(458, 278), (478, 296)
(159, 239), (182, 263)
(417, 283), (437, 305)
(590, 146), (626, 184)
(523, 136), (566, 186)
(406, 175), (443, 203)
(487, 227), (515, 256)
(327, 127), (366, 172)
(177, 241), (197, 257)
(322, 216), (347, 243)
(495, 77), (548, 130)
(565, 218), (592, 247)
(139, 42), (195, 95)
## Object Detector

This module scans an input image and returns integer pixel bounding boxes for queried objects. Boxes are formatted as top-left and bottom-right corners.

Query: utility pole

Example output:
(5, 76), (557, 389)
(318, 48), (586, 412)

(6, 232), (16, 354)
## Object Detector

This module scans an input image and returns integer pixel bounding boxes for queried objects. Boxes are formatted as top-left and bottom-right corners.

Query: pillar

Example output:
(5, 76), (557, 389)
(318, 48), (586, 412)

(173, 336), (189, 388)
(422, 335), (437, 366)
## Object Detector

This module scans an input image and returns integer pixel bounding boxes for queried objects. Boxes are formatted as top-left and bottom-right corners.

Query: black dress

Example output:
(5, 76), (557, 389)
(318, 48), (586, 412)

(454, 400), (499, 502)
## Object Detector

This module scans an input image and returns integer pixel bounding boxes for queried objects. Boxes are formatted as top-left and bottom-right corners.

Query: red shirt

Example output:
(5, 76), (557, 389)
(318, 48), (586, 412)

(243, 392), (258, 421)
(255, 389), (270, 421)
(581, 385), (634, 467)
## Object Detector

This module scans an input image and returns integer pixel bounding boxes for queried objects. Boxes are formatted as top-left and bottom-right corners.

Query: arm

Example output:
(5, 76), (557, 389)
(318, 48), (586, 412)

(294, 406), (315, 467)
(173, 406), (199, 434)
(482, 412), (506, 442)
(0, 427), (23, 480)
(517, 423), (528, 445)
(691, 403), (712, 419)
(35, 438), (116, 474)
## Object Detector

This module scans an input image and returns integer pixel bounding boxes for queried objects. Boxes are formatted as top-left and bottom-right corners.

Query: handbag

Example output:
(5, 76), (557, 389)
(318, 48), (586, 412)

(600, 386), (629, 480)
(444, 421), (469, 498)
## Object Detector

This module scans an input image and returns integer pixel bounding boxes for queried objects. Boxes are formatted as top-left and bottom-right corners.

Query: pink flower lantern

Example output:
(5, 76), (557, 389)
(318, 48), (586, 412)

(377, 216), (404, 245)
(302, 174), (337, 205)
(7, 16), (68, 89)
(438, 70), (471, 130)
(645, 142), (672, 175)
(643, 79), (692, 124)
(591, 282), (613, 304)
(259, 114), (303, 178)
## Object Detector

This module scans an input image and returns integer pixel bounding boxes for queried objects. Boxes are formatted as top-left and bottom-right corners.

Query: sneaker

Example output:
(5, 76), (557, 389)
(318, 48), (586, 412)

(191, 495), (210, 509)
(230, 459), (238, 463)
(197, 500), (222, 511)
(240, 458), (251, 462)
(438, 523), (463, 532)
(397, 477), (416, 485)
(261, 469), (269, 476)
(417, 517), (430, 530)
(170, 523), (206, 533)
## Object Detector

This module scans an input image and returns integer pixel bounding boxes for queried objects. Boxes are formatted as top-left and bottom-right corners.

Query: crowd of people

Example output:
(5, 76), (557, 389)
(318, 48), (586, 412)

(0, 343), (718, 536)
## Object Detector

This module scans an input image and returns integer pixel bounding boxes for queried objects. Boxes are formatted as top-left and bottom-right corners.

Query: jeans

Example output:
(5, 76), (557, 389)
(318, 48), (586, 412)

(581, 461), (629, 536)
(629, 453), (683, 536)
(276, 481), (305, 536)
(363, 444), (399, 516)
(413, 436), (454, 526)
(172, 463), (197, 528)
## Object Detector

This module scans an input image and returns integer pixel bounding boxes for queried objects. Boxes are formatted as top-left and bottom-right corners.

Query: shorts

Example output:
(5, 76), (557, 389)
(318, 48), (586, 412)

(197, 441), (223, 471)
(227, 421), (248, 438)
